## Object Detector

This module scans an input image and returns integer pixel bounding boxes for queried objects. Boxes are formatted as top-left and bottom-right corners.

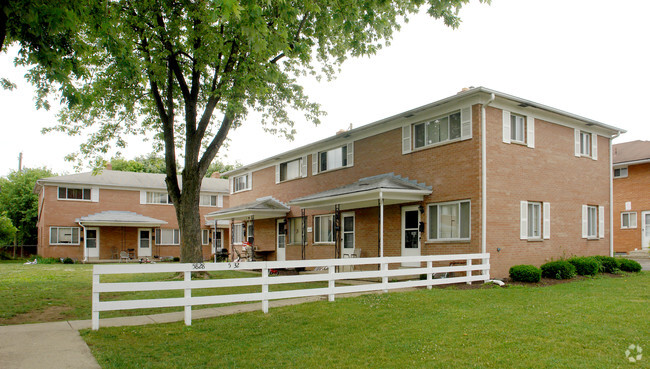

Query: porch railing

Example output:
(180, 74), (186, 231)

(92, 253), (490, 330)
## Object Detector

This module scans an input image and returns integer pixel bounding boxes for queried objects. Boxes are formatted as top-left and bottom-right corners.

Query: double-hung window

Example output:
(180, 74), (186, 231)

(280, 158), (302, 182)
(319, 146), (347, 172)
(146, 191), (171, 204)
(233, 174), (251, 192)
(155, 229), (180, 245)
(510, 114), (526, 143)
(414, 111), (461, 149)
(58, 187), (91, 200)
(314, 214), (334, 243)
(580, 131), (591, 156)
(582, 204), (604, 239)
(200, 194), (219, 207)
(587, 206), (597, 238)
(288, 217), (304, 244)
(621, 212), (637, 229)
(428, 200), (470, 241)
(520, 201), (550, 240)
(527, 202), (542, 239)
(613, 167), (628, 178)
(201, 229), (210, 245)
(49, 227), (80, 245)
(232, 223), (245, 244)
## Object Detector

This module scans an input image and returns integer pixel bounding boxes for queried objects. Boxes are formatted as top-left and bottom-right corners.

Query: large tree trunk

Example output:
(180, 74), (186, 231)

(175, 167), (203, 263)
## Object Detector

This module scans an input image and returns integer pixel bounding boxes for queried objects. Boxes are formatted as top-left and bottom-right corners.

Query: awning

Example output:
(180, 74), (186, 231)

(205, 219), (233, 229)
(76, 211), (167, 227)
(205, 196), (290, 221)
(289, 173), (432, 210)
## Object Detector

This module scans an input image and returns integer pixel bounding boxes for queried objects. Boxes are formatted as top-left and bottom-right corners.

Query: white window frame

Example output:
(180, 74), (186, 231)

(318, 146), (348, 173)
(146, 191), (172, 205)
(520, 201), (550, 240)
(621, 212), (637, 229)
(427, 200), (471, 241)
(527, 202), (542, 239)
(510, 113), (526, 144)
(233, 173), (251, 193)
(232, 223), (245, 245)
(199, 194), (219, 207)
(279, 158), (303, 182)
(580, 131), (591, 157)
(57, 187), (92, 201)
(413, 111), (462, 150)
(587, 205), (597, 238)
(155, 228), (180, 245)
(49, 226), (81, 245)
(201, 229), (210, 245)
(313, 214), (335, 244)
(287, 217), (304, 245)
(613, 167), (628, 179)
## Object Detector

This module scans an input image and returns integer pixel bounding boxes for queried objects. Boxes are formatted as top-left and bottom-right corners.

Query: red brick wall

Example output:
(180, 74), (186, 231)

(613, 162), (650, 253)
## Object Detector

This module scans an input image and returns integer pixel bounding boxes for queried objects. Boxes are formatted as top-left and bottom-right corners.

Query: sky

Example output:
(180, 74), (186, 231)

(1, 0), (649, 176)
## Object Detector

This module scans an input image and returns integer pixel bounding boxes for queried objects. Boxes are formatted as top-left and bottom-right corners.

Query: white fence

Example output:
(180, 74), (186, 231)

(92, 253), (490, 330)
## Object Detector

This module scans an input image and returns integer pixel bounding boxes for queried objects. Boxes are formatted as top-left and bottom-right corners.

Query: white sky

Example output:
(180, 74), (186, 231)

(1, 0), (649, 176)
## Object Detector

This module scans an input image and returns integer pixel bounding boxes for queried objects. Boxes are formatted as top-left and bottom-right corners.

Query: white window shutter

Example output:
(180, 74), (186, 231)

(248, 173), (252, 190)
(218, 195), (223, 208)
(543, 202), (550, 239)
(520, 201), (528, 240)
(301, 155), (308, 177)
(502, 111), (511, 144)
(526, 116), (535, 148)
(229, 178), (233, 194)
(460, 106), (472, 139)
(581, 205), (588, 238)
(346, 142), (354, 166)
(140, 190), (147, 204)
(591, 134), (598, 160)
(402, 125), (411, 154)
(91, 187), (99, 203)
(275, 165), (280, 184)
(311, 153), (318, 175)
(574, 129), (581, 157)
(598, 205), (605, 238)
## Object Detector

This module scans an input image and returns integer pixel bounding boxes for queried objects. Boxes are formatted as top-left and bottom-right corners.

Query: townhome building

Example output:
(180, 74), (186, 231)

(612, 140), (650, 254)
(35, 168), (230, 261)
(207, 87), (623, 278)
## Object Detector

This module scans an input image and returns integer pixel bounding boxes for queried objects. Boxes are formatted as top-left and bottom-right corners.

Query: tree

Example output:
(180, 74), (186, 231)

(0, 212), (17, 246)
(32, 0), (486, 262)
(0, 167), (55, 245)
(205, 160), (241, 179)
(110, 153), (168, 174)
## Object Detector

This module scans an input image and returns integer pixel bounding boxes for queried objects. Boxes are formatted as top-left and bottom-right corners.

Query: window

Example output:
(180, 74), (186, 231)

(155, 229), (180, 245)
(621, 212), (637, 229)
(233, 174), (251, 192)
(146, 191), (171, 204)
(58, 187), (91, 200)
(582, 204), (604, 239)
(314, 214), (334, 243)
(232, 223), (245, 244)
(580, 131), (591, 156)
(319, 146), (348, 172)
(527, 202), (542, 239)
(510, 114), (526, 143)
(201, 229), (210, 245)
(587, 205), (597, 238)
(413, 111), (461, 149)
(288, 217), (304, 244)
(200, 194), (218, 207)
(520, 201), (550, 240)
(614, 167), (628, 178)
(280, 158), (302, 182)
(428, 200), (470, 241)
(49, 227), (80, 245)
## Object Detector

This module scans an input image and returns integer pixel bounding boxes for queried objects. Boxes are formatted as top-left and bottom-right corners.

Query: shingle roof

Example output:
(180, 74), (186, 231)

(36, 170), (228, 193)
(205, 196), (290, 220)
(76, 211), (167, 226)
(613, 141), (650, 164)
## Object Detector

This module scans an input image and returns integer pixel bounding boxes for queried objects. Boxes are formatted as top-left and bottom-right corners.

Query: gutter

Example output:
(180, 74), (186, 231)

(609, 131), (622, 257)
(481, 93), (496, 255)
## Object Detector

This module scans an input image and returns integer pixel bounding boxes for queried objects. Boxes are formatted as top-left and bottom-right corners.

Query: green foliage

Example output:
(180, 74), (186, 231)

(62, 257), (75, 264)
(0, 167), (56, 245)
(109, 154), (168, 174)
(618, 258), (642, 273)
(0, 212), (17, 246)
(205, 160), (241, 178)
(594, 255), (619, 273)
(509, 265), (542, 283)
(34, 255), (58, 264)
(541, 260), (576, 280)
(567, 257), (600, 276)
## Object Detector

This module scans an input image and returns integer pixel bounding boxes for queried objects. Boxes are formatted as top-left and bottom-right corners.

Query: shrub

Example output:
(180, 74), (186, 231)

(594, 256), (619, 273)
(62, 257), (74, 264)
(173, 257), (180, 262)
(509, 265), (542, 283)
(35, 256), (58, 264)
(568, 257), (600, 276)
(541, 260), (576, 279)
(618, 258), (642, 273)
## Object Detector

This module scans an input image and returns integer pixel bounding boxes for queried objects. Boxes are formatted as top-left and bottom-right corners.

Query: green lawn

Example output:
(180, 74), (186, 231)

(80, 273), (650, 369)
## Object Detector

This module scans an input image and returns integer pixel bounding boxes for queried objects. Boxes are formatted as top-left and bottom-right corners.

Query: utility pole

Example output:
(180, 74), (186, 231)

(18, 152), (23, 172)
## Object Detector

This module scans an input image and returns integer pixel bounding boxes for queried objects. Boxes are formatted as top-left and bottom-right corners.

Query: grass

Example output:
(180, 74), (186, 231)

(80, 272), (650, 369)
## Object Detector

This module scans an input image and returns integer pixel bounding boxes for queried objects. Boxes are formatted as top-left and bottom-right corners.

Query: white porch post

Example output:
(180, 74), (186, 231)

(379, 191), (384, 258)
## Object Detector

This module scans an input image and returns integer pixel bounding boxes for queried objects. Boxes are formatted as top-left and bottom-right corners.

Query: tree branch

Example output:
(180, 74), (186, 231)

(268, 12), (310, 64)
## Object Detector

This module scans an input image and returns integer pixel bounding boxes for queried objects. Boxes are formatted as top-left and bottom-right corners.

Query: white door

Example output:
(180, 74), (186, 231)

(401, 206), (421, 267)
(85, 228), (99, 258)
(277, 220), (286, 261)
(341, 213), (355, 258)
(138, 228), (152, 257)
(642, 211), (650, 250)
(212, 230), (223, 254)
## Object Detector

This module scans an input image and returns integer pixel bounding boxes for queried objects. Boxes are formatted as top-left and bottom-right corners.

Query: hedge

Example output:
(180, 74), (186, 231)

(567, 257), (600, 276)
(541, 260), (576, 279)
(594, 255), (619, 273)
(618, 258), (642, 273)
(509, 265), (542, 283)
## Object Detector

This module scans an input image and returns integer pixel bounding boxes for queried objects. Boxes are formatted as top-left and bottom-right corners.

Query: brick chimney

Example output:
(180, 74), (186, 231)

(210, 172), (221, 179)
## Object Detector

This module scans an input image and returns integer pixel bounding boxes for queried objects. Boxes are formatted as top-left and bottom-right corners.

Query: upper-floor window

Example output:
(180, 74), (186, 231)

(233, 174), (251, 193)
(58, 187), (91, 201)
(510, 114), (526, 144)
(580, 131), (591, 156)
(200, 194), (221, 207)
(49, 227), (80, 245)
(414, 111), (461, 149)
(155, 228), (180, 245)
(428, 200), (470, 241)
(146, 191), (172, 204)
(320, 146), (347, 172)
(280, 158), (303, 182)
(614, 167), (628, 178)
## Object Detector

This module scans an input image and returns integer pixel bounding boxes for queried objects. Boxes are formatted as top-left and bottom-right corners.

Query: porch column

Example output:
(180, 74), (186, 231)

(379, 191), (384, 258)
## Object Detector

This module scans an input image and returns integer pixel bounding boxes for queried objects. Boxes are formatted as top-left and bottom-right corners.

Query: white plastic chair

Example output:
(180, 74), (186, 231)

(119, 251), (130, 262)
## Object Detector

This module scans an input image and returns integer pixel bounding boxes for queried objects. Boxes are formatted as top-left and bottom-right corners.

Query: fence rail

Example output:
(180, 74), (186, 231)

(92, 253), (490, 330)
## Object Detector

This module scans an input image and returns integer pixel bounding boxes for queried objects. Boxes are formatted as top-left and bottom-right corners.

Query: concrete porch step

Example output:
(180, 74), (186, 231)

(623, 250), (650, 259)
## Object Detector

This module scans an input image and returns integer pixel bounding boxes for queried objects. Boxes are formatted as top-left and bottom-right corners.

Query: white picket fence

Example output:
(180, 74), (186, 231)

(91, 253), (490, 330)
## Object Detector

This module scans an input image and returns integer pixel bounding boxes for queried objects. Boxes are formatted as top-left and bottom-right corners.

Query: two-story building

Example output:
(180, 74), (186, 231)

(612, 140), (650, 254)
(207, 87), (623, 278)
(35, 168), (230, 261)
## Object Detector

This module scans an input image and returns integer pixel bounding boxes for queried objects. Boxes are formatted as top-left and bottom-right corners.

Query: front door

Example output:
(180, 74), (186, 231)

(85, 228), (99, 258)
(401, 206), (421, 267)
(212, 230), (223, 254)
(642, 211), (650, 250)
(138, 229), (152, 257)
(277, 220), (286, 261)
(341, 213), (355, 258)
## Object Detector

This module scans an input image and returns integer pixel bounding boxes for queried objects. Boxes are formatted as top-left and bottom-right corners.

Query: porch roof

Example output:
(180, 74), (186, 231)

(205, 196), (290, 221)
(76, 211), (168, 227)
(289, 173), (432, 210)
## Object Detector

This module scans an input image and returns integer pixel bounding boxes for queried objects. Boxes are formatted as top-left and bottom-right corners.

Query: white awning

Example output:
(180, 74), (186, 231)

(76, 211), (167, 227)
(205, 196), (290, 221)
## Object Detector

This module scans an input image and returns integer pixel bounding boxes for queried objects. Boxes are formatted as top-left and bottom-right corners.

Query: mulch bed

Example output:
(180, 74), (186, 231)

(430, 272), (625, 290)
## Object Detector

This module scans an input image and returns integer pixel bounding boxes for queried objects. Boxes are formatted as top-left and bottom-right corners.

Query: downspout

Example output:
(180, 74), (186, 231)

(609, 131), (621, 257)
(379, 191), (384, 258)
(78, 221), (87, 263)
(481, 93), (496, 256)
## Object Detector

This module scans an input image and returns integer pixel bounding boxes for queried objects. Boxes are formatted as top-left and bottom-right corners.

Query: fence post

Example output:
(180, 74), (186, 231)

(426, 260), (432, 290)
(483, 254), (490, 280)
(328, 264), (335, 302)
(262, 265), (269, 313)
(382, 261), (388, 293)
(184, 270), (192, 326)
(91, 272), (100, 331)
(466, 258), (472, 285)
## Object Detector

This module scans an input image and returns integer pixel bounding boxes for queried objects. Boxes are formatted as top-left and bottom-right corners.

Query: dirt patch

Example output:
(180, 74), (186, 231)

(0, 305), (73, 325)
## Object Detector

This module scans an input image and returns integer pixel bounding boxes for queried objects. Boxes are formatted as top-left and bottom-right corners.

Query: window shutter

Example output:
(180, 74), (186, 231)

(218, 195), (223, 208)
(502, 111), (511, 144)
(248, 173), (252, 190)
(543, 202), (550, 239)
(460, 106), (472, 139)
(520, 201), (528, 240)
(301, 155), (308, 178)
(311, 153), (318, 175)
(591, 134), (598, 160)
(91, 187), (99, 203)
(140, 191), (147, 204)
(574, 129), (581, 157)
(229, 178), (233, 194)
(346, 142), (354, 167)
(598, 205), (605, 238)
(526, 116), (535, 148)
(402, 125), (411, 154)
(275, 165), (280, 184)
(581, 205), (588, 238)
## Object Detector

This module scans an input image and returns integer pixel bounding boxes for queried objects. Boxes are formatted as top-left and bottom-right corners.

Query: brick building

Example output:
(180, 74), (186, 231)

(206, 87), (623, 277)
(35, 169), (230, 261)
(612, 140), (650, 254)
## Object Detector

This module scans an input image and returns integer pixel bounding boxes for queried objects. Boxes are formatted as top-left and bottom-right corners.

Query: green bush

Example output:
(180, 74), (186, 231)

(35, 256), (58, 264)
(62, 257), (74, 264)
(594, 256), (619, 273)
(541, 260), (576, 279)
(509, 265), (542, 283)
(618, 258), (642, 273)
(173, 257), (180, 262)
(568, 257), (600, 276)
